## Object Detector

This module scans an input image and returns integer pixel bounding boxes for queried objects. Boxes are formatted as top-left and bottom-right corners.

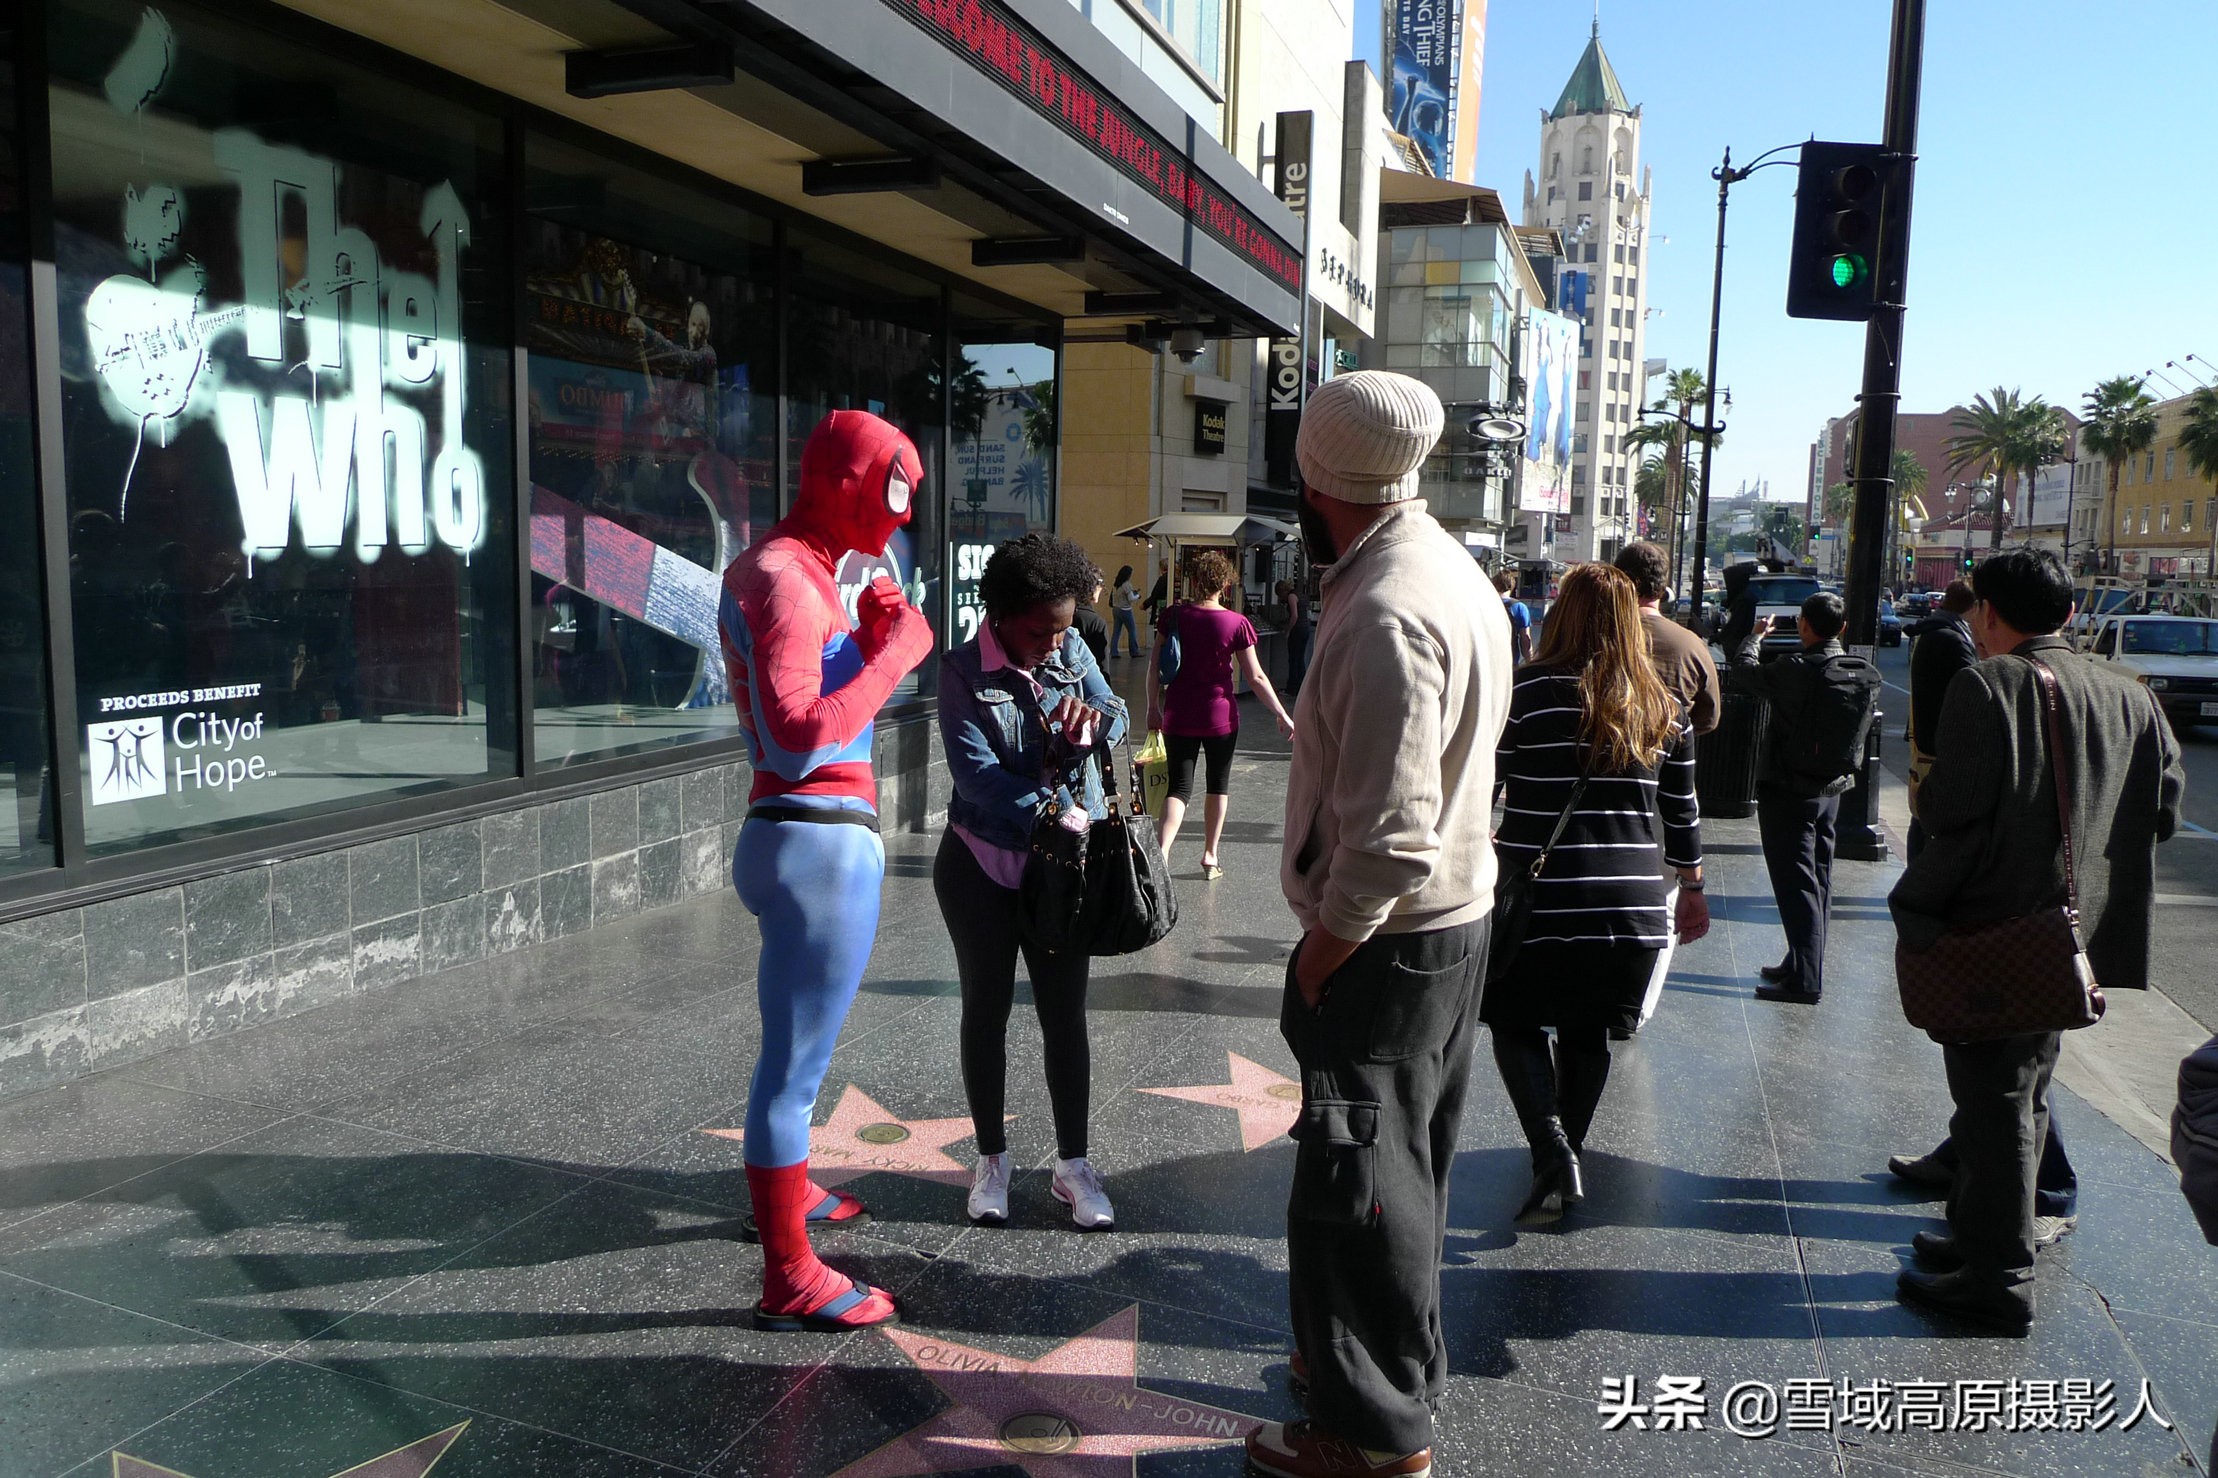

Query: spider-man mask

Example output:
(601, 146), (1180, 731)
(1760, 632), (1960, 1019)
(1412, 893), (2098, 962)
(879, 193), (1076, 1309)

(791, 409), (922, 558)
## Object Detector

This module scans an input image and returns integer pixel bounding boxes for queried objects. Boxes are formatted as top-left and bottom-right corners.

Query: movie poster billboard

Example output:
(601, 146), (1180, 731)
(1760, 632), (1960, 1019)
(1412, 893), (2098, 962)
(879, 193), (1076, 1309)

(1388, 0), (1456, 181)
(1519, 308), (1577, 513)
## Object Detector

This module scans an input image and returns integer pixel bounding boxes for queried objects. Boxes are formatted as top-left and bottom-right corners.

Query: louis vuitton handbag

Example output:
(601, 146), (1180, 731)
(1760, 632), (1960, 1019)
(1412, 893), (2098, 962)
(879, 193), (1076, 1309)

(1894, 657), (2107, 1042)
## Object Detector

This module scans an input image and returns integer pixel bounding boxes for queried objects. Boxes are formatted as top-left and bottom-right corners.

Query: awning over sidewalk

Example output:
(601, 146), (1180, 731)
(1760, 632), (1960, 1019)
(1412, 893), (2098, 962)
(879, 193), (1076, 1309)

(1112, 513), (1300, 546)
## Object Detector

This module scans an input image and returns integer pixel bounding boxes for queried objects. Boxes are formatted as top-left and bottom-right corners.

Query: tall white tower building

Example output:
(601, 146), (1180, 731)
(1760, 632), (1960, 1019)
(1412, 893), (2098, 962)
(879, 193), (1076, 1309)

(1522, 22), (1653, 562)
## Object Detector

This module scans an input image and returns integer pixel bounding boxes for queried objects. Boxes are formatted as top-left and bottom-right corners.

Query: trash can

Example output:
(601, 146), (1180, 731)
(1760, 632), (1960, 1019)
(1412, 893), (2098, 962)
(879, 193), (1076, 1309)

(1696, 687), (1770, 820)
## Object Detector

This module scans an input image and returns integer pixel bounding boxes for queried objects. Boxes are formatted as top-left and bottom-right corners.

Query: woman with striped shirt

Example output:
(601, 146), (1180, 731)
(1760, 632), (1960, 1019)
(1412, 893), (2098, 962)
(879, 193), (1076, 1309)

(1485, 563), (1709, 1226)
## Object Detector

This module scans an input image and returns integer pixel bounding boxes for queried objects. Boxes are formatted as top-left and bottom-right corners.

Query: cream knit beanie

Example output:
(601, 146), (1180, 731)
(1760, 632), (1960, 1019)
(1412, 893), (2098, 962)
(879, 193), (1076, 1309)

(1294, 370), (1445, 505)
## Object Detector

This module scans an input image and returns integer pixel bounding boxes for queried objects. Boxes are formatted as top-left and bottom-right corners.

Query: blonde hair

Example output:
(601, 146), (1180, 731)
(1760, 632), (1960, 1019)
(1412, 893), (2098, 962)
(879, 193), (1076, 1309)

(1188, 549), (1236, 601)
(1530, 563), (1678, 772)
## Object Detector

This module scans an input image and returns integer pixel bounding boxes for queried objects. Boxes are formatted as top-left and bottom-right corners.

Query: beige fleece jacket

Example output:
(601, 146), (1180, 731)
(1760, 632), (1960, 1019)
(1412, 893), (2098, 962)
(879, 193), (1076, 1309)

(1281, 501), (1513, 941)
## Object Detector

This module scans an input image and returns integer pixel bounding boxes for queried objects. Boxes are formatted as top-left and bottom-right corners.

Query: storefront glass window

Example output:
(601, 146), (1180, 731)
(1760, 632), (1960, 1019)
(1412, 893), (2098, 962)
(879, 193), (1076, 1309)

(0, 21), (55, 877)
(947, 310), (1057, 645)
(48, 0), (517, 855)
(786, 234), (943, 697)
(523, 134), (776, 767)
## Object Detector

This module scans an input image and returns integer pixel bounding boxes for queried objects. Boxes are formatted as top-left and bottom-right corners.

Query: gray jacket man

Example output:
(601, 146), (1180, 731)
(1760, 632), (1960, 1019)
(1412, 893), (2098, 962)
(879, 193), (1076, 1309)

(1889, 548), (2184, 1334)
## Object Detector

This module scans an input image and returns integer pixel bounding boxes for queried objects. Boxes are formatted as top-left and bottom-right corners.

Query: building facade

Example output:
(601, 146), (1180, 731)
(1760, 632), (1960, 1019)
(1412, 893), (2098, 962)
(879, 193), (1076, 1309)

(1519, 22), (1651, 563)
(2101, 395), (2218, 577)
(0, 0), (1303, 1097)
(1061, 0), (1386, 607)
(1364, 181), (1557, 562)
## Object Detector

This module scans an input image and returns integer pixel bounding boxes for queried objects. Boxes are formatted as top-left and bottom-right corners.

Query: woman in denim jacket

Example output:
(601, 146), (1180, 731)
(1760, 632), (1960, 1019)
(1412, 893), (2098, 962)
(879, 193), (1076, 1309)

(936, 533), (1129, 1230)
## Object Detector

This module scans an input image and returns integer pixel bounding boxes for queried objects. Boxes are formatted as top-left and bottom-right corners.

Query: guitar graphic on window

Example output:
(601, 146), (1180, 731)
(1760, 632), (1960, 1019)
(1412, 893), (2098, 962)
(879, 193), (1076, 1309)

(86, 267), (364, 521)
(85, 268), (242, 519)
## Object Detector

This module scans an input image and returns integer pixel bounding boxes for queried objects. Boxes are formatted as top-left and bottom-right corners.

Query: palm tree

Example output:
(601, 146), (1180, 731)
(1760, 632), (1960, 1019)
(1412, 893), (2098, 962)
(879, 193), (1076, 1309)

(1883, 450), (1928, 579)
(1823, 481), (1855, 527)
(1947, 388), (2062, 548)
(1633, 452), (1672, 534)
(2081, 375), (2160, 570)
(2180, 387), (2218, 570)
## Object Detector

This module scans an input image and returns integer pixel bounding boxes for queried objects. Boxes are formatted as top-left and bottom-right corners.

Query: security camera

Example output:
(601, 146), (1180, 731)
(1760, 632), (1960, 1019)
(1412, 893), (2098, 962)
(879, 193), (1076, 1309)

(1169, 326), (1207, 363)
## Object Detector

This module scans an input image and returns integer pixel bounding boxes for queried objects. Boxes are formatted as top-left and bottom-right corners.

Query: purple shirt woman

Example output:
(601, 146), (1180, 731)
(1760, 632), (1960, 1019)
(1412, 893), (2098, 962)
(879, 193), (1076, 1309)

(1146, 548), (1293, 880)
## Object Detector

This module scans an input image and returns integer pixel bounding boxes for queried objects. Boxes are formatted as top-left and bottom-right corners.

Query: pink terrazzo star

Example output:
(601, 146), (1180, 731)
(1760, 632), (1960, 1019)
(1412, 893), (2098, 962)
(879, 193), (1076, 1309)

(703, 1085), (990, 1187)
(832, 1305), (1259, 1478)
(114, 1422), (467, 1477)
(1141, 1051), (1302, 1152)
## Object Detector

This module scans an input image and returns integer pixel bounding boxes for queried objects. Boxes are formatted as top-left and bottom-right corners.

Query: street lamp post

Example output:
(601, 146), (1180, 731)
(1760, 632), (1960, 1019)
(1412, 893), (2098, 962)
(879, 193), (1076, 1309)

(1692, 144), (1800, 616)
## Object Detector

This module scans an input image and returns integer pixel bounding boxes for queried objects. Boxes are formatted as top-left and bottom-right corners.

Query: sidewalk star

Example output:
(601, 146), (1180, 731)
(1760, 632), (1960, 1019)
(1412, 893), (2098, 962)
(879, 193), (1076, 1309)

(703, 1084), (990, 1187)
(113, 1422), (467, 1477)
(1141, 1051), (1301, 1151)
(831, 1306), (1259, 1477)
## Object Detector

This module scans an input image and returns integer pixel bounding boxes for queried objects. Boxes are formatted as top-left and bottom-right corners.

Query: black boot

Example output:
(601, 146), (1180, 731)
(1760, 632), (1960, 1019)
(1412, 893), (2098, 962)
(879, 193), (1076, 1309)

(1492, 1030), (1582, 1225)
(1555, 1042), (1613, 1162)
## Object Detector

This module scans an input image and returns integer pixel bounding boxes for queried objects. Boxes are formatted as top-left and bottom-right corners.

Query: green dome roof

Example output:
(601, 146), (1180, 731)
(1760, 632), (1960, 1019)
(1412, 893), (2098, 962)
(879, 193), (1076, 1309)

(1550, 25), (1631, 120)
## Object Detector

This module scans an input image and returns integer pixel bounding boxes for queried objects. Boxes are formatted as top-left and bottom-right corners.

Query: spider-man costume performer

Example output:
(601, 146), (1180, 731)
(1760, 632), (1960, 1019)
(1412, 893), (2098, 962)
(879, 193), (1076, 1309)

(720, 409), (933, 1331)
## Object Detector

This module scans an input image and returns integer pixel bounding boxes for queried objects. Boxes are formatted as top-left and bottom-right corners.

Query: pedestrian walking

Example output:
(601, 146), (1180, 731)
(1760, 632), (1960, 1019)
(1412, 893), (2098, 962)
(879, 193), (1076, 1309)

(1487, 563), (1707, 1224)
(1147, 548), (1294, 880)
(1612, 540), (1721, 1039)
(1110, 564), (1142, 657)
(1276, 577), (1313, 693)
(1726, 590), (1879, 1004)
(1904, 579), (1978, 860)
(1249, 370), (1511, 1478)
(1890, 548), (2184, 1334)
(934, 533), (1130, 1231)
(1072, 569), (1110, 667)
(1494, 570), (1533, 664)
(1890, 574), (2079, 1232)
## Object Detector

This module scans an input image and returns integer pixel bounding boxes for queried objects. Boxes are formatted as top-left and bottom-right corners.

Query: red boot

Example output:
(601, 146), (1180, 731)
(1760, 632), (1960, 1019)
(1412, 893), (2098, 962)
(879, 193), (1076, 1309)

(745, 1161), (898, 1331)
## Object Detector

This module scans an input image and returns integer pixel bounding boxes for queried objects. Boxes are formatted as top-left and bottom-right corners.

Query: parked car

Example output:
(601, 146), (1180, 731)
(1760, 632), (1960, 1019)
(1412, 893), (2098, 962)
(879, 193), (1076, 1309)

(1877, 600), (1904, 647)
(1898, 591), (1933, 619)
(2085, 615), (2218, 729)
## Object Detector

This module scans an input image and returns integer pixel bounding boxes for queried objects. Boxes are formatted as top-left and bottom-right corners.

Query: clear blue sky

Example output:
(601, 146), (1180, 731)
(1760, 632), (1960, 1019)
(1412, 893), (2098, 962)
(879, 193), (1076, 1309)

(1360, 1), (2218, 504)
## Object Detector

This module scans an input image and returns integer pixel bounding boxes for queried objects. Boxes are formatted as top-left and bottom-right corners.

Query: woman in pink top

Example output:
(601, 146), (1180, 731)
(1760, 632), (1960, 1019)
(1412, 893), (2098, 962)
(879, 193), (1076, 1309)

(1146, 548), (1294, 879)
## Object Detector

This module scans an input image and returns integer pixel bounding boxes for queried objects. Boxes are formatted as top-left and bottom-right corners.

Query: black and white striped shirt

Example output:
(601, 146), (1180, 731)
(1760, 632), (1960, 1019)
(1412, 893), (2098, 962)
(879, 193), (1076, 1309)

(1494, 667), (1702, 949)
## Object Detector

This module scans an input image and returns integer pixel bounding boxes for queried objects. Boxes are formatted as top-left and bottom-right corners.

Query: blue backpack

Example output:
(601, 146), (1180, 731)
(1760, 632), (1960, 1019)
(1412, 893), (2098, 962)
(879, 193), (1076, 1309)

(1158, 606), (1182, 684)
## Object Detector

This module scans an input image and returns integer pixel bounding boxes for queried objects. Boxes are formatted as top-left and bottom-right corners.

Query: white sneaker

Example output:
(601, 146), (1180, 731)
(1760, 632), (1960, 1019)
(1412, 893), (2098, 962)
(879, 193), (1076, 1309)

(1051, 1156), (1115, 1230)
(967, 1152), (1011, 1224)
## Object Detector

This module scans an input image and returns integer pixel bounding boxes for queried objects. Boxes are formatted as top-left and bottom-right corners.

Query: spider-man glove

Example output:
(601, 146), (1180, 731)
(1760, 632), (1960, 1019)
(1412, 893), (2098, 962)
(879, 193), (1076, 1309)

(855, 576), (934, 674)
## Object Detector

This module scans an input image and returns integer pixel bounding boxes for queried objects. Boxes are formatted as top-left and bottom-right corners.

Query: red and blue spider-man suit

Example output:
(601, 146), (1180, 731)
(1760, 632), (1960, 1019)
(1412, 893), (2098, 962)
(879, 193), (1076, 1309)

(719, 409), (933, 1331)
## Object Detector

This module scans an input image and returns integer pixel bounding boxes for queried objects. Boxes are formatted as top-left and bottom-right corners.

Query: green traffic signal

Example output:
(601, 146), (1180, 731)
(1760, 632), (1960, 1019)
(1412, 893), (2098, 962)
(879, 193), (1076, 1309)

(1830, 253), (1869, 290)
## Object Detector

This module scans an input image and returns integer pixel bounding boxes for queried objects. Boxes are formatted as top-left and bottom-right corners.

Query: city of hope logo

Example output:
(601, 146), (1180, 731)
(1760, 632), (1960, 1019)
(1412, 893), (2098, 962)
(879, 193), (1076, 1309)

(88, 720), (166, 805)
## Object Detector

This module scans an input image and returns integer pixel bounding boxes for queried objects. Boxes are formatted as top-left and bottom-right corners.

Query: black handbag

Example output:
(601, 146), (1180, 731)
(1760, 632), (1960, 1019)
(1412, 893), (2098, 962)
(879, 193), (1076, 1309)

(1020, 728), (1179, 957)
(1485, 775), (1587, 984)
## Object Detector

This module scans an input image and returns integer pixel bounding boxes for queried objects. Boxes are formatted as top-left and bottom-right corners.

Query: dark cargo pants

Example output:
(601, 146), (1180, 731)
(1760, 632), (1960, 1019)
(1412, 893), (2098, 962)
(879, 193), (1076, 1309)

(1279, 918), (1487, 1456)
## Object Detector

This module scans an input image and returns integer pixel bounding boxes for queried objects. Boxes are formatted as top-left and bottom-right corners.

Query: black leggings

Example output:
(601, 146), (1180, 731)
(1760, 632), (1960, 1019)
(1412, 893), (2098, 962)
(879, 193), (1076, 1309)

(1165, 730), (1238, 801)
(933, 830), (1093, 1160)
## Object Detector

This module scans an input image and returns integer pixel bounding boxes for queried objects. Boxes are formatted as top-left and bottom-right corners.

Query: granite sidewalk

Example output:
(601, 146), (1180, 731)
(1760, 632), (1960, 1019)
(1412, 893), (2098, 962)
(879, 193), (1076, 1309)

(1, 687), (2214, 1477)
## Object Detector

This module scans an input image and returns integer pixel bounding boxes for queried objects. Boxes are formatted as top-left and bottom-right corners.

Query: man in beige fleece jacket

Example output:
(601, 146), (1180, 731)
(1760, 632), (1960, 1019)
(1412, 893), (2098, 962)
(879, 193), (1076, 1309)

(1247, 371), (1512, 1478)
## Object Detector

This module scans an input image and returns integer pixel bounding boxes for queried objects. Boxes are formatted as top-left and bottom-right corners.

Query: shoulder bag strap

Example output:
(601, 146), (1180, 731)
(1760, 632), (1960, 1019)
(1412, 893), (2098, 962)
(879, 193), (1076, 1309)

(2027, 657), (2079, 916)
(1532, 772), (1591, 877)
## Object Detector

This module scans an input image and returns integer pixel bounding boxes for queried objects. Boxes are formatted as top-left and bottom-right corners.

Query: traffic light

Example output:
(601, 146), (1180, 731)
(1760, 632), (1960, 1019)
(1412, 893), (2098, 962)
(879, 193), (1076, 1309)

(1786, 141), (1893, 321)
(1961, 552), (1975, 572)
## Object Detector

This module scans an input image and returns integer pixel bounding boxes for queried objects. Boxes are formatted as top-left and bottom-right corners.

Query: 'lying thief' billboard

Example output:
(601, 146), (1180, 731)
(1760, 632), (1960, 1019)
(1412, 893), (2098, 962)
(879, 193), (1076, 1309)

(1389, 0), (1456, 181)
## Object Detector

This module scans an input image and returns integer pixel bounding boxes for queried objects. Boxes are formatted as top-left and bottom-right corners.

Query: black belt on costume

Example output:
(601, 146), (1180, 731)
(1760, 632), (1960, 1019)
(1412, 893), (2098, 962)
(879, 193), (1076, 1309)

(745, 805), (879, 832)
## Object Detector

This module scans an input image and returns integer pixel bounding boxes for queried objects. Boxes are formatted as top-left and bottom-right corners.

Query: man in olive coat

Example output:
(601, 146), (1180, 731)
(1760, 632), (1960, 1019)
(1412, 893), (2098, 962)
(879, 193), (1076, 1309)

(1889, 548), (2185, 1333)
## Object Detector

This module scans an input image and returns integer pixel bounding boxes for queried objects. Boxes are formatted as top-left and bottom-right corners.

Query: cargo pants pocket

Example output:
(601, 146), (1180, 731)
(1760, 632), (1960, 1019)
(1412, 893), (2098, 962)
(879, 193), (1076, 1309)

(1366, 951), (1476, 1061)
(1289, 1098), (1381, 1227)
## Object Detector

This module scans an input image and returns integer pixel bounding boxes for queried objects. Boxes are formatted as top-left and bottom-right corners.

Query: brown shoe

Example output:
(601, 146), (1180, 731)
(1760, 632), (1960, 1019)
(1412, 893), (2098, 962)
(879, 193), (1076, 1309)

(1245, 1420), (1432, 1477)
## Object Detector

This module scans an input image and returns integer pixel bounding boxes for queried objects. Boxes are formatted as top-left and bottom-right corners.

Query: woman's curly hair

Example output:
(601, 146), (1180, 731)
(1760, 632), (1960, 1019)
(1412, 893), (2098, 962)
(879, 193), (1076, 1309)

(980, 532), (1100, 619)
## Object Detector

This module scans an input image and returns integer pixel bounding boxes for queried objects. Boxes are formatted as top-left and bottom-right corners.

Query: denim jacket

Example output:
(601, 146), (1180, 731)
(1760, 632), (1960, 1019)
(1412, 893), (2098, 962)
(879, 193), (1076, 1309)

(940, 629), (1131, 852)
